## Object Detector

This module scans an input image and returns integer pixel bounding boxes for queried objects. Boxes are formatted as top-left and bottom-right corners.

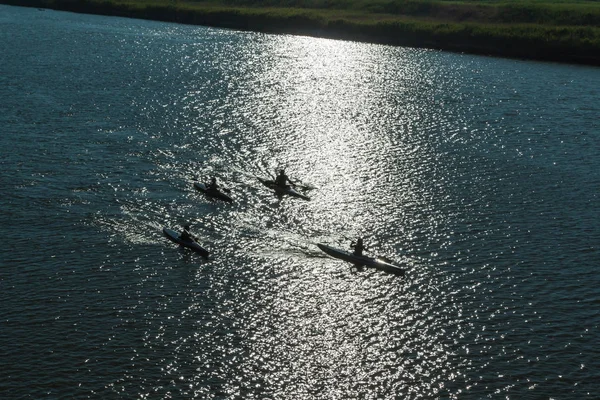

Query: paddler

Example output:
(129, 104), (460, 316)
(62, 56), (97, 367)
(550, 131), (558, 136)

(206, 177), (219, 191)
(180, 224), (197, 242)
(350, 238), (365, 257)
(274, 169), (295, 188)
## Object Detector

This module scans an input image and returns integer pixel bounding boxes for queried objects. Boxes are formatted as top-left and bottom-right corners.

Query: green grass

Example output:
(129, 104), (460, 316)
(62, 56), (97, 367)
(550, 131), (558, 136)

(203, 0), (600, 25)
(4, 0), (600, 65)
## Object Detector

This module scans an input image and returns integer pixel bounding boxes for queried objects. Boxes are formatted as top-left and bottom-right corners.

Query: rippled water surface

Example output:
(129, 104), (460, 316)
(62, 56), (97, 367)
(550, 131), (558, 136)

(1, 5), (599, 399)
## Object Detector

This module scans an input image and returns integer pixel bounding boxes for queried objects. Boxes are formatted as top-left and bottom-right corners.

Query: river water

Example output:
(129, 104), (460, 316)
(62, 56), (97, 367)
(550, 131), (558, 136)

(1, 5), (599, 399)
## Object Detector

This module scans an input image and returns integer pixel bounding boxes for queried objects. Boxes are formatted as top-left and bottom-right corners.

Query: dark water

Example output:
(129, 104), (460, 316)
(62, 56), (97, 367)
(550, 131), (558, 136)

(1, 5), (599, 399)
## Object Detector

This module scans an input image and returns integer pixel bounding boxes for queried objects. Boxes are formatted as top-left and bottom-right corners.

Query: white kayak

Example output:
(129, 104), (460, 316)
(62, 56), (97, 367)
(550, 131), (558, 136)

(193, 182), (233, 203)
(258, 178), (310, 201)
(163, 227), (209, 258)
(317, 243), (404, 276)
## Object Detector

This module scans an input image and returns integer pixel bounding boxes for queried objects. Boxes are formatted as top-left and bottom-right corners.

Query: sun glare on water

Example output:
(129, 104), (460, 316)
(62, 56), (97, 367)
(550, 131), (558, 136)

(194, 34), (470, 397)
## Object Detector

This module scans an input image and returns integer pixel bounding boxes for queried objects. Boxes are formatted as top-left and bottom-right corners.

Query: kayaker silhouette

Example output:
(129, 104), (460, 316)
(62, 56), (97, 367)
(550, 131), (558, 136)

(350, 238), (365, 257)
(180, 224), (195, 242)
(206, 177), (218, 191)
(274, 169), (294, 188)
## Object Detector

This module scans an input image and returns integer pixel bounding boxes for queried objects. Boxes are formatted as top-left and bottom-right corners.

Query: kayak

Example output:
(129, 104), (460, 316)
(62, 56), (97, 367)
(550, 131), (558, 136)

(258, 178), (310, 201)
(193, 182), (233, 203)
(163, 227), (209, 258)
(317, 243), (404, 276)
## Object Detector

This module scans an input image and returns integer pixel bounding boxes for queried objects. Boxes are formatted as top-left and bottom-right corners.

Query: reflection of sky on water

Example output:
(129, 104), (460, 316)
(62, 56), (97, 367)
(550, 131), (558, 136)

(79, 30), (532, 397)
(6, 8), (598, 398)
(188, 35), (471, 398)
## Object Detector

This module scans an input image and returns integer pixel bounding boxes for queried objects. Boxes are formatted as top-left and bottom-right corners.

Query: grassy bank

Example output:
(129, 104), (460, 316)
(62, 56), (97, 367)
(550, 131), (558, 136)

(4, 0), (600, 66)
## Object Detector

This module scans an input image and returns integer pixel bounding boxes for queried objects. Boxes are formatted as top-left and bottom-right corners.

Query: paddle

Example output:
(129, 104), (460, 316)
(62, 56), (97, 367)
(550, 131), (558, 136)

(183, 222), (208, 244)
(342, 234), (403, 259)
(257, 176), (273, 185)
(291, 178), (316, 191)
(180, 229), (199, 243)
(290, 181), (314, 191)
(271, 170), (314, 191)
(341, 235), (374, 256)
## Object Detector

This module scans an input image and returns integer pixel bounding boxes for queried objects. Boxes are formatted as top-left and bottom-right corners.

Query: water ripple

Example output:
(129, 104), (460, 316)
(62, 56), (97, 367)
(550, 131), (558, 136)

(1, 6), (600, 399)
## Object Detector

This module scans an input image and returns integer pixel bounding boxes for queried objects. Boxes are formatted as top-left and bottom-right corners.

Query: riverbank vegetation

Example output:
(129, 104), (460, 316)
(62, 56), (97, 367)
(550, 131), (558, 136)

(4, 0), (600, 65)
